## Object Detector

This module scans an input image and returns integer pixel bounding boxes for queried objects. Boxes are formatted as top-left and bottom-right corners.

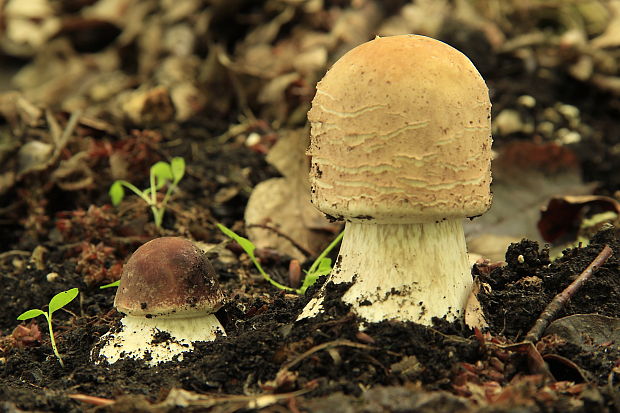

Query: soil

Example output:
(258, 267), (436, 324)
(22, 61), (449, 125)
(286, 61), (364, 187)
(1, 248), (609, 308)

(1, 2), (620, 412)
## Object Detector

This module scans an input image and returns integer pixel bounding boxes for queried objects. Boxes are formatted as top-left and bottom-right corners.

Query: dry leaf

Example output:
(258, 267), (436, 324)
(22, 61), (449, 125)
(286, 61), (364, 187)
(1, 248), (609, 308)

(465, 279), (489, 330)
(538, 195), (620, 243)
(465, 142), (595, 259)
(544, 314), (620, 351)
(245, 129), (338, 260)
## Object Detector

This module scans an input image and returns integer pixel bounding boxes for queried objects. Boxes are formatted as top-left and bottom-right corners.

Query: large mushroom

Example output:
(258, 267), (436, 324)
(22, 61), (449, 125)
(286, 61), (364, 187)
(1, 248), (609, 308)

(94, 237), (226, 365)
(300, 35), (492, 325)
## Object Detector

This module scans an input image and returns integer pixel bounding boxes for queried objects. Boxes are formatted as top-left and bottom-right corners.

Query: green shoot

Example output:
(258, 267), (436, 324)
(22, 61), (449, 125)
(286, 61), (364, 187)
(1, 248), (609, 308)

(99, 280), (120, 289)
(109, 157), (185, 228)
(216, 223), (343, 294)
(16, 288), (80, 367)
(298, 230), (344, 294)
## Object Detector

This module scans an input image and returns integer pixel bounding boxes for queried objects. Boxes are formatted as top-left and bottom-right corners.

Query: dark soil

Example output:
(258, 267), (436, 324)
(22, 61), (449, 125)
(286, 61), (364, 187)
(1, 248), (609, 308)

(1, 227), (620, 412)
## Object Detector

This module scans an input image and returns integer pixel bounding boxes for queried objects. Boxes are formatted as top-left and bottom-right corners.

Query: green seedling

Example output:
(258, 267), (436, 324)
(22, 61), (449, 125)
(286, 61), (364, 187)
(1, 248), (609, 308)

(216, 223), (343, 294)
(100, 280), (120, 289)
(16, 288), (80, 367)
(109, 157), (185, 228)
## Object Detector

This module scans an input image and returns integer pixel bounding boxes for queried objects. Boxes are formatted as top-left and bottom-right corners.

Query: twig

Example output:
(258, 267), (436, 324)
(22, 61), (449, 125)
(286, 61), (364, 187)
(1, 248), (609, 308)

(281, 339), (374, 372)
(246, 223), (315, 257)
(524, 245), (613, 343)
(68, 394), (115, 406)
(0, 250), (31, 260)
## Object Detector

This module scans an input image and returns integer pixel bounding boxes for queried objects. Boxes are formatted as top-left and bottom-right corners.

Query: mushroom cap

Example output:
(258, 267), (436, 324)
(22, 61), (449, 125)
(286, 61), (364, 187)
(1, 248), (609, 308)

(308, 35), (492, 224)
(114, 237), (225, 317)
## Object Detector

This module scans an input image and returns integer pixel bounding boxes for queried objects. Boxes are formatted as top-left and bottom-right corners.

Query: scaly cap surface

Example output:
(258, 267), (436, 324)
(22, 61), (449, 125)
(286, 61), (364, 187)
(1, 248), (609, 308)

(308, 35), (492, 223)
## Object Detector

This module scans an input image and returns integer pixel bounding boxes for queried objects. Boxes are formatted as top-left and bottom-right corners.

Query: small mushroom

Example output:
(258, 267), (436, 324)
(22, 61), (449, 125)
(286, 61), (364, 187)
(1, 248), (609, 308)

(94, 237), (225, 365)
(300, 35), (492, 325)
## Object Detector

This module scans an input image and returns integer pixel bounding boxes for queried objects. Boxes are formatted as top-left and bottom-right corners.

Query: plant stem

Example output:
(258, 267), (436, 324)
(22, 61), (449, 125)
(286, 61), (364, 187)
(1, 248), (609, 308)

(160, 182), (177, 210)
(306, 231), (344, 275)
(151, 206), (163, 228)
(248, 254), (295, 292)
(45, 314), (64, 367)
(119, 181), (151, 204)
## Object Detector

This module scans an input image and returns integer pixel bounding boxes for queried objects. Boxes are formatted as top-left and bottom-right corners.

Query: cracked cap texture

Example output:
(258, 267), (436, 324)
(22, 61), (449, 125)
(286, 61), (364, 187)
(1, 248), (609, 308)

(114, 237), (225, 317)
(308, 34), (492, 224)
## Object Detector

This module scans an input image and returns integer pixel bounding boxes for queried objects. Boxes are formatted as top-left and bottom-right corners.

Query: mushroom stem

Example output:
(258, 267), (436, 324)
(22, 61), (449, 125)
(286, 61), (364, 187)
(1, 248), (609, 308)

(97, 313), (224, 365)
(300, 219), (473, 325)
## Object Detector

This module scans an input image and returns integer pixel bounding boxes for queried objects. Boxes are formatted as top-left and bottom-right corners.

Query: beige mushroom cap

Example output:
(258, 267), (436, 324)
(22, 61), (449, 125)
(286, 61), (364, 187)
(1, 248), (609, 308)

(308, 35), (492, 224)
(114, 237), (225, 317)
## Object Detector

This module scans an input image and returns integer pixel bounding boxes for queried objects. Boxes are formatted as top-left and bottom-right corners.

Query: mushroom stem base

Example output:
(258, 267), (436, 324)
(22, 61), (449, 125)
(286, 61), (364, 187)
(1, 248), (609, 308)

(93, 313), (225, 365)
(299, 219), (473, 325)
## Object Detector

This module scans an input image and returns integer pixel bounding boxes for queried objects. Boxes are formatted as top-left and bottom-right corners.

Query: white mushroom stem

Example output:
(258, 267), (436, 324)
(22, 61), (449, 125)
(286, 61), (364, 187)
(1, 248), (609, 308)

(299, 219), (473, 325)
(96, 313), (224, 365)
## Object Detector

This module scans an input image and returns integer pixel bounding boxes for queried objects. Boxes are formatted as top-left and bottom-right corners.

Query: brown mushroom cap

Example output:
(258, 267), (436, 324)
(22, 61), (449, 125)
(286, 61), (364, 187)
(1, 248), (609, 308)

(114, 237), (225, 317)
(308, 35), (492, 224)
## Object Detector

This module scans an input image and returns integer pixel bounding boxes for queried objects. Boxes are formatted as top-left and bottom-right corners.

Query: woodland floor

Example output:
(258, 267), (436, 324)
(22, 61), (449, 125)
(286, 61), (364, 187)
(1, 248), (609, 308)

(1, 1), (620, 412)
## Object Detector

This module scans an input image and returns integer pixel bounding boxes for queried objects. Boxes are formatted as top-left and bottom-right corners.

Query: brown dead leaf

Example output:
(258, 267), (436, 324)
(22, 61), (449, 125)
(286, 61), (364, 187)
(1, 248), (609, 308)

(465, 142), (595, 259)
(538, 195), (620, 243)
(464, 279), (489, 330)
(245, 177), (331, 261)
(245, 129), (339, 261)
(51, 151), (95, 191)
(544, 314), (620, 351)
(11, 321), (41, 348)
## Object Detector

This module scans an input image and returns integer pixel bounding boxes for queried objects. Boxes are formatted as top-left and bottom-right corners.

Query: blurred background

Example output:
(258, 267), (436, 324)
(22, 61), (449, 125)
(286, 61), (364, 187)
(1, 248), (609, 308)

(2, 0), (620, 261)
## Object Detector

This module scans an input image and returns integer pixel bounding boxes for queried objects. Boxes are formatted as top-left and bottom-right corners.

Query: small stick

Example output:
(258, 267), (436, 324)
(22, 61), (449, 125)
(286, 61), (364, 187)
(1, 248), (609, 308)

(246, 223), (315, 257)
(524, 245), (613, 343)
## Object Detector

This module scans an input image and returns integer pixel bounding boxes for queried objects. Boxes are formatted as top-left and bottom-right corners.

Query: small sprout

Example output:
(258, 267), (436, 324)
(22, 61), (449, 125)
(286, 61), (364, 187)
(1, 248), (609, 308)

(109, 157), (185, 228)
(216, 223), (343, 294)
(16, 288), (80, 367)
(99, 280), (120, 289)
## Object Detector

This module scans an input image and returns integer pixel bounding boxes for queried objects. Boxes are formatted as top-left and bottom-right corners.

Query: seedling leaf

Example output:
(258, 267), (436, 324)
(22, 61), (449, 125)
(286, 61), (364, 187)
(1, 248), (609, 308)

(100, 280), (120, 289)
(216, 223), (295, 291)
(16, 287), (80, 367)
(151, 161), (173, 189)
(49, 288), (79, 314)
(298, 258), (333, 294)
(17, 309), (46, 320)
(170, 157), (186, 183)
(217, 224), (343, 294)
(109, 181), (125, 206)
(217, 223), (256, 257)
(314, 257), (333, 276)
(108, 158), (186, 229)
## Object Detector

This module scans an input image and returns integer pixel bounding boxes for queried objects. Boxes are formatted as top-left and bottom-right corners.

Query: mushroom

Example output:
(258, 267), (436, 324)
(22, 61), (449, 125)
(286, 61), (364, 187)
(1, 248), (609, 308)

(94, 237), (226, 365)
(299, 35), (492, 325)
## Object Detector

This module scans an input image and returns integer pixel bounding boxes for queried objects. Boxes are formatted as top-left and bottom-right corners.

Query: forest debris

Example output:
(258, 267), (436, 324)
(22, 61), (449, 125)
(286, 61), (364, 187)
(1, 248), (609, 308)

(542, 353), (593, 383)
(544, 314), (620, 351)
(391, 355), (425, 380)
(524, 245), (613, 343)
(464, 279), (489, 330)
(245, 129), (338, 261)
(117, 86), (176, 125)
(465, 141), (594, 259)
(17, 141), (53, 175)
(538, 195), (620, 243)
(51, 152), (95, 191)
(591, 1), (620, 48)
(76, 387), (316, 411)
(67, 393), (115, 406)
(1, 0), (61, 56)
(29, 245), (47, 270)
(11, 321), (41, 348)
